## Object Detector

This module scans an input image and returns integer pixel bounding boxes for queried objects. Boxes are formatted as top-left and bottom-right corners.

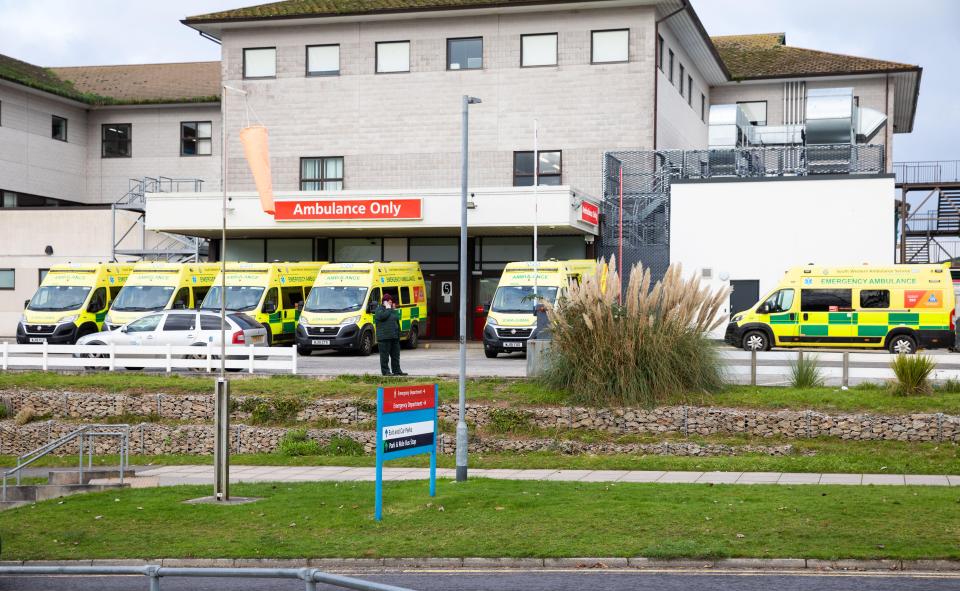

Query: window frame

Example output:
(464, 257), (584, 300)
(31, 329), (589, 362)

(657, 34), (664, 71)
(590, 28), (629, 65)
(701, 93), (706, 122)
(678, 63), (685, 96)
(243, 47), (277, 80)
(51, 115), (67, 142)
(737, 100), (768, 126)
(300, 156), (344, 191)
(446, 36), (484, 71)
(306, 44), (340, 77)
(0, 268), (14, 291)
(801, 289), (853, 312)
(668, 49), (674, 83)
(512, 150), (563, 187)
(520, 33), (559, 68)
(687, 75), (693, 106)
(101, 123), (132, 159)
(179, 121), (213, 157)
(375, 40), (411, 74)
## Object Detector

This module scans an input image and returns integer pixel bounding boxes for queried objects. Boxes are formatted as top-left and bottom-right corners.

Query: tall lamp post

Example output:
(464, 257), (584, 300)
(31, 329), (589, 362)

(457, 95), (481, 482)
(214, 84), (248, 502)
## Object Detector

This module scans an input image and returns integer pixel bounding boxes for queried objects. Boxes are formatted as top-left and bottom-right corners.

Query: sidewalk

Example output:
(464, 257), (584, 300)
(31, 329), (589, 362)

(130, 465), (960, 487)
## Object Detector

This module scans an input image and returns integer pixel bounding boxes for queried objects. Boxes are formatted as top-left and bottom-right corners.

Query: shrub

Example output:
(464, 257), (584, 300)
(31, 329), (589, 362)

(936, 378), (960, 394)
(891, 353), (935, 396)
(789, 353), (823, 388)
(321, 436), (365, 456)
(0, 403), (8, 420)
(486, 408), (533, 434)
(544, 257), (729, 407)
(245, 396), (305, 425)
(278, 429), (321, 456)
(14, 406), (36, 426)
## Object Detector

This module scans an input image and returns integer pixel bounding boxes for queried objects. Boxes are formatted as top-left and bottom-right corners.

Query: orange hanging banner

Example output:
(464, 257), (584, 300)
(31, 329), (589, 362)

(239, 125), (275, 215)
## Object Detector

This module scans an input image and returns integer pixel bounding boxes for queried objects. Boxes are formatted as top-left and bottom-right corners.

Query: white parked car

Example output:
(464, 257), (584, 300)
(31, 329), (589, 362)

(74, 310), (267, 369)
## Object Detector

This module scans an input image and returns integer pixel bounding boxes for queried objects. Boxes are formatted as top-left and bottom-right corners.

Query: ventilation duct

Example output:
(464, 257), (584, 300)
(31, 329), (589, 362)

(805, 87), (855, 145)
(856, 106), (887, 143)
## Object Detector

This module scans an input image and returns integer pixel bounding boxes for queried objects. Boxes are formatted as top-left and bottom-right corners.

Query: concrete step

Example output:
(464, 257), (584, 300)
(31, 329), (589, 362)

(2, 483), (129, 504)
(48, 469), (135, 485)
(89, 476), (158, 489)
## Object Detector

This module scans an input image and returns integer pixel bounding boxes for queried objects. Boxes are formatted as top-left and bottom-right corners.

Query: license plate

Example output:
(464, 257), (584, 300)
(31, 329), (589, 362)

(29, 337), (45, 344)
(251, 335), (264, 344)
(312, 339), (331, 346)
(503, 341), (524, 348)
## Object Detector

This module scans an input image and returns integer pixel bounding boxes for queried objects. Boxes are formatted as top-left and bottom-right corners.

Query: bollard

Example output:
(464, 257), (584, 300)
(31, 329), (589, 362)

(842, 351), (850, 388)
(750, 349), (757, 386)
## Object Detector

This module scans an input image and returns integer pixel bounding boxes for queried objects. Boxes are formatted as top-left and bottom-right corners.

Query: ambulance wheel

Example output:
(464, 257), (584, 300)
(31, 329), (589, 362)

(297, 345), (312, 357)
(742, 330), (769, 352)
(402, 324), (419, 350)
(485, 348), (499, 359)
(888, 334), (917, 355)
(75, 323), (98, 344)
(358, 330), (374, 357)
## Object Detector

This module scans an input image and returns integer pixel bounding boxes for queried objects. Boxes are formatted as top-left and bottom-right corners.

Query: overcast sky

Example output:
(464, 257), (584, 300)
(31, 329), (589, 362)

(0, 0), (956, 162)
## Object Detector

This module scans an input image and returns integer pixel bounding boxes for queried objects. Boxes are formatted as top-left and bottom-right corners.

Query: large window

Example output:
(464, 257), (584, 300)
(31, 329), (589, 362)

(537, 236), (586, 261)
(102, 123), (131, 158)
(860, 290), (890, 309)
(521, 33), (557, 67)
(244, 47), (276, 78)
(0, 269), (13, 290)
(307, 44), (340, 76)
(447, 37), (483, 70)
(300, 157), (344, 190)
(376, 41), (410, 73)
(737, 101), (767, 126)
(513, 151), (562, 186)
(51, 116), (67, 141)
(591, 29), (628, 64)
(801, 289), (853, 312)
(334, 238), (381, 263)
(180, 121), (212, 156)
(267, 238), (313, 262)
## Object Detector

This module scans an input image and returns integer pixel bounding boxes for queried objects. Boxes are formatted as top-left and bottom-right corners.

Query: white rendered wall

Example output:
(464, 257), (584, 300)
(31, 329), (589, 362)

(654, 21), (709, 150)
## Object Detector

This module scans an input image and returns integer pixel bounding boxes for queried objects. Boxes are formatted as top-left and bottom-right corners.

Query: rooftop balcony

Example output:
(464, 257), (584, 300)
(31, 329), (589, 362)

(894, 160), (960, 188)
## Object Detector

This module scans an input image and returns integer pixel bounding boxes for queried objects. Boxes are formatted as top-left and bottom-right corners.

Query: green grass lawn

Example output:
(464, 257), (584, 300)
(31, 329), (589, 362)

(4, 437), (958, 474)
(1, 480), (957, 561)
(4, 371), (960, 414)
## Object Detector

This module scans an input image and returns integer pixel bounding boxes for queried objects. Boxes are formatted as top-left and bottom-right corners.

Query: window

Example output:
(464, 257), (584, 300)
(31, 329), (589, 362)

(87, 287), (107, 313)
(263, 288), (279, 312)
(860, 290), (890, 309)
(200, 314), (227, 331)
(127, 314), (162, 333)
(172, 287), (191, 310)
(266, 238), (313, 262)
(162, 314), (196, 331)
(300, 157), (344, 191)
(38, 269), (48, 284)
(657, 35), (664, 71)
(591, 29), (628, 63)
(0, 269), (13, 290)
(801, 289), (852, 312)
(109, 286), (122, 301)
(761, 289), (794, 314)
(380, 286), (400, 305)
(537, 236), (586, 261)
(737, 101), (767, 126)
(180, 121), (212, 156)
(51, 116), (67, 141)
(193, 286), (210, 307)
(513, 151), (562, 186)
(447, 37), (483, 70)
(281, 286), (305, 310)
(687, 75), (693, 106)
(307, 44), (340, 76)
(376, 41), (410, 73)
(668, 49), (674, 83)
(333, 238), (381, 262)
(244, 47), (276, 78)
(400, 286), (411, 306)
(701, 93), (706, 122)
(678, 64), (685, 96)
(521, 33), (557, 67)
(102, 124), (131, 158)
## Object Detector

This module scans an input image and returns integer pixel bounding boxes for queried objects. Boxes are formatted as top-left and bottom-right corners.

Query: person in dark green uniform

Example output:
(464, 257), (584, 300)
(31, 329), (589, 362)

(375, 293), (407, 376)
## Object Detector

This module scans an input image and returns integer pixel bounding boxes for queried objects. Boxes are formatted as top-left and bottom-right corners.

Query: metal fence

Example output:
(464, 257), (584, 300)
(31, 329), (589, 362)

(0, 565), (415, 591)
(894, 160), (960, 185)
(0, 343), (297, 374)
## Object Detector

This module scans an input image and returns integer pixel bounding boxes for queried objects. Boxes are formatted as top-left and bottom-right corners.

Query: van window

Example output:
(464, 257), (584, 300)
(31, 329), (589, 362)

(400, 286), (411, 306)
(801, 289), (852, 312)
(281, 286), (304, 310)
(860, 290), (890, 309)
(761, 289), (794, 313)
(87, 287), (107, 313)
(382, 286), (400, 305)
(162, 314), (196, 331)
(172, 287), (190, 310)
(193, 286), (210, 308)
(109, 286), (122, 301)
(263, 287), (279, 312)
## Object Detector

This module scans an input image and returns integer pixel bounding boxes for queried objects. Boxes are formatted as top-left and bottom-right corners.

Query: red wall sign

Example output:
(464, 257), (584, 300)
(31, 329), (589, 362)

(382, 384), (436, 414)
(274, 198), (422, 221)
(580, 201), (599, 226)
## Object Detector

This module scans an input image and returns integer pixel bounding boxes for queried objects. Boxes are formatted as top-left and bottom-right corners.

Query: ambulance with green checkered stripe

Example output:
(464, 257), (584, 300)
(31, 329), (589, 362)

(725, 263), (956, 354)
(296, 262), (426, 357)
(201, 262), (324, 346)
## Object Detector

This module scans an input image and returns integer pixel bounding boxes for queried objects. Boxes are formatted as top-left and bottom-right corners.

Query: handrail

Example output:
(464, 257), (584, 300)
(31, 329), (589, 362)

(894, 160), (960, 185)
(0, 565), (416, 591)
(2, 424), (129, 501)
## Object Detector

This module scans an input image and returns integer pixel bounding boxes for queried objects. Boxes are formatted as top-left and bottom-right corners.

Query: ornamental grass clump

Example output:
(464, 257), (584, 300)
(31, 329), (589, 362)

(789, 354), (824, 389)
(890, 353), (935, 396)
(544, 257), (730, 407)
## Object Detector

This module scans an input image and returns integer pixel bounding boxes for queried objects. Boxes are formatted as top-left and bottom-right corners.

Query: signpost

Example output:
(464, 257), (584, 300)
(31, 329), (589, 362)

(375, 383), (438, 521)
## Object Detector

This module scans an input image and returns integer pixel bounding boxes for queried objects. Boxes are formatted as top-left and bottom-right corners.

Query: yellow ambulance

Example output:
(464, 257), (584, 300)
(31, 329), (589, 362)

(725, 263), (956, 354)
(296, 262), (427, 356)
(103, 262), (220, 330)
(482, 259), (598, 358)
(200, 262), (324, 345)
(17, 263), (133, 344)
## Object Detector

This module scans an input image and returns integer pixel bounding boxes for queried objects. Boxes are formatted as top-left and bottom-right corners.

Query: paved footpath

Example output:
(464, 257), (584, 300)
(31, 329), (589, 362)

(127, 465), (960, 487)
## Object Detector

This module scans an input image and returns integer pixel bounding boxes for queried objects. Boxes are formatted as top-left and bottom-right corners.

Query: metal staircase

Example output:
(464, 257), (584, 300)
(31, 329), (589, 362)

(112, 177), (209, 262)
(896, 161), (960, 264)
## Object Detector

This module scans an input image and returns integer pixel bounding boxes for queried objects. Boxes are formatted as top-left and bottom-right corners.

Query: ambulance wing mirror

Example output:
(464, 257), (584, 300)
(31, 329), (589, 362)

(367, 300), (378, 314)
(757, 303), (770, 314)
(262, 302), (277, 314)
(23, 299), (30, 310)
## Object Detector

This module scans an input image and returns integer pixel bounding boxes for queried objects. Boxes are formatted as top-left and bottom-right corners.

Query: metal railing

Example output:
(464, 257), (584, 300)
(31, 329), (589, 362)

(2, 424), (129, 501)
(894, 160), (960, 185)
(0, 565), (415, 591)
(671, 144), (885, 179)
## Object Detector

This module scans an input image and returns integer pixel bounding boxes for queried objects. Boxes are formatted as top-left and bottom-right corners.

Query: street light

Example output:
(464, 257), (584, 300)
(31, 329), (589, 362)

(457, 95), (481, 482)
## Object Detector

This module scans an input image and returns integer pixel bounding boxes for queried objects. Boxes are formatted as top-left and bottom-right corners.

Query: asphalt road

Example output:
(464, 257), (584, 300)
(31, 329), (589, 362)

(2, 569), (960, 591)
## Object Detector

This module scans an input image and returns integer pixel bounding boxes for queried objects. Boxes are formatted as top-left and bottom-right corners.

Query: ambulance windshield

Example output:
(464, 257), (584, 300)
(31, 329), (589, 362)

(304, 286), (368, 313)
(491, 286), (558, 314)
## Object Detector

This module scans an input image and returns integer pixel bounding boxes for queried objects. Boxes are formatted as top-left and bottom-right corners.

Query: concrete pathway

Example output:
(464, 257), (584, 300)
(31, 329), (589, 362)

(130, 465), (960, 487)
